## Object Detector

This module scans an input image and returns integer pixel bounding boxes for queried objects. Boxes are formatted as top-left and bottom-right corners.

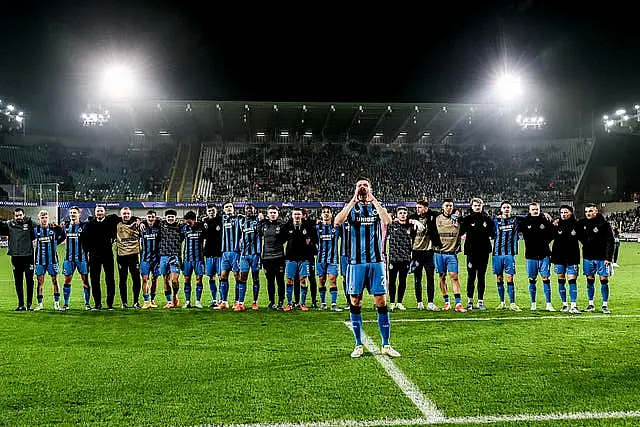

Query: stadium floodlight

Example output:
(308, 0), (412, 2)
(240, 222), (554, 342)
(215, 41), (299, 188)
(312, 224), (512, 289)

(18, 111), (23, 117)
(7, 104), (15, 112)
(615, 109), (626, 116)
(100, 64), (137, 100)
(494, 73), (523, 104)
(16, 116), (23, 123)
(606, 120), (615, 127)
(603, 115), (609, 120)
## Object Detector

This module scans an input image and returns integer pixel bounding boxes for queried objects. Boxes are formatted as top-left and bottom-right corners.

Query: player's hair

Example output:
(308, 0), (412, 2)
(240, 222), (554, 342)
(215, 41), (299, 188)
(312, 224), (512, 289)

(321, 206), (332, 213)
(267, 205), (279, 211)
(184, 211), (197, 220)
(292, 207), (303, 213)
(38, 209), (48, 217)
(529, 201), (540, 207)
(559, 204), (574, 213)
(500, 201), (512, 208)
(585, 203), (598, 209)
(223, 201), (234, 208)
(165, 209), (177, 216)
(396, 206), (408, 213)
(470, 197), (484, 206)
(69, 206), (80, 213)
(356, 176), (370, 183)
(442, 198), (454, 205)
(146, 210), (157, 216)
(120, 206), (132, 212)
(245, 203), (255, 209)
(14, 207), (24, 214)
(95, 204), (106, 211)
(206, 203), (217, 209)
(416, 200), (429, 208)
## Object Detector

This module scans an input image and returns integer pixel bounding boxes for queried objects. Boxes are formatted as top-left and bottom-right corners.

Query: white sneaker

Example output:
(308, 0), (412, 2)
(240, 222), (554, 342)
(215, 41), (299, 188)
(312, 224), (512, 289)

(417, 302), (425, 310)
(330, 303), (342, 312)
(381, 345), (401, 358)
(530, 302), (537, 311)
(350, 345), (364, 358)
(396, 303), (406, 311)
(33, 303), (44, 311)
(426, 302), (439, 311)
(560, 304), (569, 312)
(320, 303), (327, 311)
(545, 303), (556, 312)
(54, 301), (61, 311)
(568, 306), (581, 314)
(613, 262), (620, 267)
(388, 303), (395, 311)
(194, 301), (203, 309)
(182, 301), (191, 309)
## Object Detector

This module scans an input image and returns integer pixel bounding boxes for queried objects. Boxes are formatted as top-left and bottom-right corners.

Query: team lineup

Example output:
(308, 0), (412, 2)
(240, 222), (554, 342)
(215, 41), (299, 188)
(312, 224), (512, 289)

(1, 177), (615, 358)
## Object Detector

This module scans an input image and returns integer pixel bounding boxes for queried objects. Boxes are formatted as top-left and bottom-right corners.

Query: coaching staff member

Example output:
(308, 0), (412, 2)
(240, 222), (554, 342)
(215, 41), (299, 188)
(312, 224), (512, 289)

(0, 208), (36, 310)
(82, 205), (120, 310)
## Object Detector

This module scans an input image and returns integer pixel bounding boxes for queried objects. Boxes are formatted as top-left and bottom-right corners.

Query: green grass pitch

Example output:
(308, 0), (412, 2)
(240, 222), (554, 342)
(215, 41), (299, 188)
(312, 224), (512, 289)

(0, 242), (639, 426)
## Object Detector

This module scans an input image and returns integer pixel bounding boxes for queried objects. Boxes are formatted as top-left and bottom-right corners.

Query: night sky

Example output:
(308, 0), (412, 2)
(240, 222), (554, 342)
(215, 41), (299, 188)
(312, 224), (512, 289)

(1, 1), (639, 131)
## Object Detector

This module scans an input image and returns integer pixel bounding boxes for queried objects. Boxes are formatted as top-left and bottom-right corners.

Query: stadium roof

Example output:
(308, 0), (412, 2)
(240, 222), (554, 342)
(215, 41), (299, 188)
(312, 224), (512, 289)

(93, 100), (506, 144)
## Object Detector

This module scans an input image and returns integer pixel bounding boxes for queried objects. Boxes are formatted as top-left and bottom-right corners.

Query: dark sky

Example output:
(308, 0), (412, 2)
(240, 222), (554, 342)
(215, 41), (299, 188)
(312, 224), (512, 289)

(1, 0), (639, 130)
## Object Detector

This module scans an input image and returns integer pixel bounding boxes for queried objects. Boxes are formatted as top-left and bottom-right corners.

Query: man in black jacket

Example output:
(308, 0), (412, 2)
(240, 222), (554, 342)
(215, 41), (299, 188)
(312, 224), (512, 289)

(551, 205), (581, 314)
(0, 208), (35, 310)
(578, 203), (615, 314)
(518, 202), (556, 311)
(459, 198), (495, 310)
(279, 207), (317, 311)
(82, 205), (120, 310)
(261, 205), (286, 310)
(202, 204), (222, 307)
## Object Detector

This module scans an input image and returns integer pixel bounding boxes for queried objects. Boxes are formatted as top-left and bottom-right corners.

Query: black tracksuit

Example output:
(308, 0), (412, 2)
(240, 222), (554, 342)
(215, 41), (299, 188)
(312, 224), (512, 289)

(0, 218), (35, 308)
(551, 216), (581, 267)
(82, 214), (120, 308)
(261, 219), (285, 306)
(459, 211), (495, 300)
(577, 213), (615, 262)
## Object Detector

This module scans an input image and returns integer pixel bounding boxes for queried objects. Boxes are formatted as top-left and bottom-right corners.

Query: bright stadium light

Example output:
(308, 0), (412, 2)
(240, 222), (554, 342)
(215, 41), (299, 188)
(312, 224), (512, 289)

(494, 73), (523, 103)
(100, 64), (137, 100)
(615, 109), (626, 116)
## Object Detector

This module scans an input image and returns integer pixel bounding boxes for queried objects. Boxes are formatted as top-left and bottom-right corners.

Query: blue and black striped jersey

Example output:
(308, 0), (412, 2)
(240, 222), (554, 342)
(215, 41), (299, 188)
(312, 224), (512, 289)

(239, 216), (262, 256)
(316, 223), (340, 264)
(64, 222), (87, 262)
(347, 204), (383, 264)
(492, 216), (520, 256)
(181, 222), (205, 262)
(221, 214), (242, 253)
(140, 222), (160, 263)
(33, 225), (65, 266)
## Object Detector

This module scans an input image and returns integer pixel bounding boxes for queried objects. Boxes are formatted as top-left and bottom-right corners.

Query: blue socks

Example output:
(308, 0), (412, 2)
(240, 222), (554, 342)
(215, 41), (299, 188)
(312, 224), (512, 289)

(568, 279), (578, 303)
(330, 288), (338, 305)
(377, 306), (390, 346)
(195, 285), (203, 302)
(587, 278), (596, 301)
(529, 280), (537, 303)
(237, 281), (247, 303)
(63, 286), (71, 306)
(350, 312), (363, 346)
(83, 287), (90, 305)
(601, 279), (609, 303)
(497, 282), (505, 302)
(542, 280), (551, 304)
(184, 283), (192, 302)
(507, 282), (515, 304)
(558, 279), (567, 303)
(209, 280), (217, 302)
(220, 280), (229, 302)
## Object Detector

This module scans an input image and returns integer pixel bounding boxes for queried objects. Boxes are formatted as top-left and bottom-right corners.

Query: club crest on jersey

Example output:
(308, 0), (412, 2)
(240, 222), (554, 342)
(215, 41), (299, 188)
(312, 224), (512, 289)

(216, 225), (221, 231)
(471, 223), (475, 227)
(373, 209), (378, 215)
(302, 229), (307, 235)
(540, 224), (545, 229)
(275, 226), (280, 233)
(593, 227), (598, 233)
(483, 222), (487, 227)
(571, 230), (576, 236)
(527, 225), (532, 229)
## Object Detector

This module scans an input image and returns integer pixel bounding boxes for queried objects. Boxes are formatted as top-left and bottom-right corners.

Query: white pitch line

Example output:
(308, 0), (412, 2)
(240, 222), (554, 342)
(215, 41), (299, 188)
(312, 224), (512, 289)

(200, 410), (640, 427)
(361, 313), (640, 323)
(343, 320), (445, 422)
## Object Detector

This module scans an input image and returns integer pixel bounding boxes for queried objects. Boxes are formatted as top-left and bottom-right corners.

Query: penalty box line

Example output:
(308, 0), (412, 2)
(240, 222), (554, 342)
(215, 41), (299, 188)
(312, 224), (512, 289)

(205, 410), (640, 427)
(360, 313), (640, 324)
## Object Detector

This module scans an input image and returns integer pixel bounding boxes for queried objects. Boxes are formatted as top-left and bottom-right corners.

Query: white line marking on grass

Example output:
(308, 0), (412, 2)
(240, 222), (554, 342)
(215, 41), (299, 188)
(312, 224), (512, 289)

(343, 320), (445, 422)
(204, 410), (640, 426)
(361, 313), (640, 324)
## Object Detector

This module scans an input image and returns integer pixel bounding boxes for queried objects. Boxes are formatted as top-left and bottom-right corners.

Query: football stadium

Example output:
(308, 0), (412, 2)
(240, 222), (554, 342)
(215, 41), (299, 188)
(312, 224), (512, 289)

(2, 8), (640, 427)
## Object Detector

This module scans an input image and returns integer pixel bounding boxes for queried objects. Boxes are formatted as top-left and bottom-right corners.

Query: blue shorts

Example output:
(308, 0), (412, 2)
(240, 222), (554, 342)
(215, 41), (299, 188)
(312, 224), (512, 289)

(492, 255), (516, 276)
(140, 260), (160, 277)
(205, 257), (222, 276)
(183, 260), (205, 277)
(347, 262), (387, 296)
(583, 259), (610, 277)
(526, 257), (551, 279)
(316, 262), (339, 277)
(340, 256), (349, 277)
(63, 260), (88, 276)
(35, 264), (59, 276)
(240, 254), (262, 273)
(221, 251), (240, 273)
(159, 256), (181, 275)
(434, 253), (459, 274)
(554, 264), (579, 276)
(286, 260), (310, 280)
